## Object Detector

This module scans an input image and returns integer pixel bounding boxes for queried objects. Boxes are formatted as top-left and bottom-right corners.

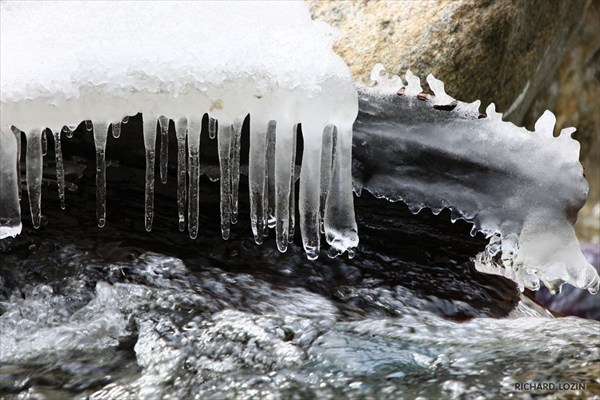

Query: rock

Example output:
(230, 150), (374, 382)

(307, 0), (586, 124)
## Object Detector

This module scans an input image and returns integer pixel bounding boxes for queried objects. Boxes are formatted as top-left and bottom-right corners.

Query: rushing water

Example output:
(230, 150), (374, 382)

(0, 129), (598, 400)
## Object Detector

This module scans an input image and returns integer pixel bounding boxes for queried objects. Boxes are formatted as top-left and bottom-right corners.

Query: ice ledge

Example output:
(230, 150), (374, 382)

(353, 64), (599, 294)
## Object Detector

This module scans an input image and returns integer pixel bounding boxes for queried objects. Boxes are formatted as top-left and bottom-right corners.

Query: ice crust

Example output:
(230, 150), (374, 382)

(354, 65), (599, 294)
(0, 1), (359, 257)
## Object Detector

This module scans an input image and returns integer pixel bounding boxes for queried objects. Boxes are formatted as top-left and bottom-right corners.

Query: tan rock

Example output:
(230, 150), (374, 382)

(307, 0), (586, 122)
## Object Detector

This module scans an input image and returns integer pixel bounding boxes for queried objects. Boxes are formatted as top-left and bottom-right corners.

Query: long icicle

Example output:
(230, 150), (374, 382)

(53, 130), (66, 210)
(0, 128), (21, 239)
(217, 121), (233, 240)
(274, 121), (294, 252)
(288, 124), (297, 244)
(324, 124), (358, 259)
(142, 115), (157, 232)
(175, 117), (187, 232)
(93, 122), (109, 227)
(299, 124), (322, 260)
(11, 127), (22, 201)
(319, 125), (334, 234)
(230, 119), (242, 225)
(25, 128), (43, 229)
(266, 121), (276, 230)
(187, 116), (202, 239)
(248, 117), (268, 244)
(159, 116), (169, 184)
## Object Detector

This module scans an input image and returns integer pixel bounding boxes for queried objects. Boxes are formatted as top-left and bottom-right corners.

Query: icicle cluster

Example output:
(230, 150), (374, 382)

(0, 1), (359, 259)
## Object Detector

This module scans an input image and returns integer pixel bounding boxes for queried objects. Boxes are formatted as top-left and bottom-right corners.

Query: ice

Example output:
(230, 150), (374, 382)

(274, 121), (296, 252)
(248, 118), (269, 245)
(53, 129), (66, 210)
(354, 65), (599, 293)
(0, 128), (21, 238)
(93, 122), (109, 228)
(175, 118), (188, 232)
(187, 117), (202, 240)
(217, 122), (233, 240)
(0, 1), (358, 259)
(143, 116), (157, 232)
(158, 116), (170, 185)
(25, 128), (43, 229)
(230, 121), (243, 225)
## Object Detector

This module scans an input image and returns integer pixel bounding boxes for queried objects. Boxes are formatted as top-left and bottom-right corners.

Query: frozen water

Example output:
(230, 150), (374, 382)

(0, 129), (21, 238)
(0, 1), (358, 258)
(354, 65), (599, 294)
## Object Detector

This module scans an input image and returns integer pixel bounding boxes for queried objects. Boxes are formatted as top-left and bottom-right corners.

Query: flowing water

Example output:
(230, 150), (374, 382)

(0, 130), (598, 400)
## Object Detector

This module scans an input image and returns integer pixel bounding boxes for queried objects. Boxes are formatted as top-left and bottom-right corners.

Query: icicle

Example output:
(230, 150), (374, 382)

(534, 110), (556, 138)
(0, 128), (22, 239)
(485, 103), (502, 121)
(122, 115), (129, 124)
(324, 124), (358, 258)
(369, 63), (402, 88)
(208, 116), (217, 140)
(426, 74), (455, 106)
(319, 125), (335, 234)
(187, 116), (202, 239)
(274, 121), (295, 252)
(299, 124), (323, 260)
(404, 70), (423, 96)
(230, 120), (242, 225)
(266, 121), (277, 230)
(288, 125), (297, 244)
(112, 121), (121, 138)
(142, 115), (157, 232)
(159, 115), (169, 184)
(217, 121), (233, 240)
(53, 130), (66, 210)
(85, 120), (93, 132)
(559, 127), (576, 139)
(248, 118), (268, 245)
(93, 122), (109, 227)
(25, 128), (43, 229)
(10, 127), (22, 201)
(41, 129), (48, 156)
(175, 117), (187, 232)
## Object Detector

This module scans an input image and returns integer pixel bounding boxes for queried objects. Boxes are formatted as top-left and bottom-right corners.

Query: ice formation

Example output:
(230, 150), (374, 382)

(0, 1), (359, 258)
(354, 64), (599, 294)
(1, 3), (598, 294)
